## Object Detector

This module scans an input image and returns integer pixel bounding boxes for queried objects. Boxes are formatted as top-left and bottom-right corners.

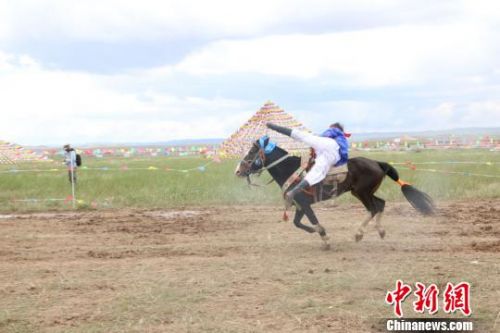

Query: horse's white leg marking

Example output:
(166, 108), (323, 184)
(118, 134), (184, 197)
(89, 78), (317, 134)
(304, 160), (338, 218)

(312, 224), (330, 248)
(313, 224), (330, 239)
(358, 213), (373, 234)
(374, 212), (386, 239)
(313, 224), (325, 234)
(355, 213), (373, 242)
(321, 235), (331, 250)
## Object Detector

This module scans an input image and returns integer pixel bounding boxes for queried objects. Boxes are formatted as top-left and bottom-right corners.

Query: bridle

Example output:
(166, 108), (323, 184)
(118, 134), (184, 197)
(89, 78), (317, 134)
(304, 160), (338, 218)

(240, 141), (289, 187)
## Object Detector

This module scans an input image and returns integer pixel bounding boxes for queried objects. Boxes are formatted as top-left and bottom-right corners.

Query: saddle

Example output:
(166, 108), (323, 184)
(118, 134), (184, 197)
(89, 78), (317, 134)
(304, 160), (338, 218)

(324, 163), (348, 186)
(280, 150), (348, 220)
(306, 148), (349, 190)
(281, 149), (349, 202)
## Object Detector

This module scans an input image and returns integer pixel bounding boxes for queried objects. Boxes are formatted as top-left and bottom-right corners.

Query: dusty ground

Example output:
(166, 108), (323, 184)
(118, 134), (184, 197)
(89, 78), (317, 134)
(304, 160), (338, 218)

(0, 200), (499, 333)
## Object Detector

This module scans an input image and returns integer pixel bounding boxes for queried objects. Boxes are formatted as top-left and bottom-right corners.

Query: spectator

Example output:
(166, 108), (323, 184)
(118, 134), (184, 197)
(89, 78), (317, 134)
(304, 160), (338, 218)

(63, 144), (77, 184)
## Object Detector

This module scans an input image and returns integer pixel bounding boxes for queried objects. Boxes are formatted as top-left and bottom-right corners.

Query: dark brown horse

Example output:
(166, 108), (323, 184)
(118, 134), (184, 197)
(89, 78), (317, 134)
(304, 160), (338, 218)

(235, 136), (435, 249)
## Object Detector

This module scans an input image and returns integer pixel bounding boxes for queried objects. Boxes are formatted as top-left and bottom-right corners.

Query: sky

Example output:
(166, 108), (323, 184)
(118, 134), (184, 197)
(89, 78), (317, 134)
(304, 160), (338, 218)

(0, 0), (499, 145)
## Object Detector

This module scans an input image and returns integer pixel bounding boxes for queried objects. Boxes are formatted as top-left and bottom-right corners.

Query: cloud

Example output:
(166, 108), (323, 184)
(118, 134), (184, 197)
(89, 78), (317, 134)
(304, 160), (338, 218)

(0, 1), (499, 145)
(1, 45), (498, 146)
(462, 101), (500, 127)
(291, 100), (389, 133)
(406, 101), (500, 131)
(174, 22), (496, 87)
(291, 99), (500, 133)
(0, 51), (252, 145)
(0, 0), (470, 43)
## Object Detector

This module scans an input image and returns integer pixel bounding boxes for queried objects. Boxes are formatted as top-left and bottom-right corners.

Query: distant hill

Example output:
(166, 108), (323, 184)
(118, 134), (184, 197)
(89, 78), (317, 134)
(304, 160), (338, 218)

(155, 138), (224, 146)
(23, 127), (499, 149)
(349, 127), (500, 142)
(34, 138), (226, 149)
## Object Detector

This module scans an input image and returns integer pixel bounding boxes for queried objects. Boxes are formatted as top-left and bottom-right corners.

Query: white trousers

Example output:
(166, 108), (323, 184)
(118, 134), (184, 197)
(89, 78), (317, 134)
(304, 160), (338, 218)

(291, 129), (340, 185)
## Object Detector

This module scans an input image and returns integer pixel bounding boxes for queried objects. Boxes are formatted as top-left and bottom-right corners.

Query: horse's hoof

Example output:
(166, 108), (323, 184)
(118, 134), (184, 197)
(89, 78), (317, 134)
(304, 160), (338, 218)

(314, 225), (326, 234)
(321, 243), (331, 251)
(355, 233), (363, 242)
(379, 230), (386, 239)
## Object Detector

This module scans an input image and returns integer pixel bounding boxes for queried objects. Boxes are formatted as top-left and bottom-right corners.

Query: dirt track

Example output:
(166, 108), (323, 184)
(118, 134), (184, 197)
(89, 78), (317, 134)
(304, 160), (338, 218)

(0, 200), (499, 332)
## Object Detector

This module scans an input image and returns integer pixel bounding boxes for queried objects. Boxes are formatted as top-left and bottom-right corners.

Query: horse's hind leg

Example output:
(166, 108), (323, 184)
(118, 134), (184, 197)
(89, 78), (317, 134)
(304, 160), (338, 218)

(352, 191), (376, 242)
(374, 212), (385, 239)
(373, 196), (386, 239)
(303, 205), (331, 250)
(355, 213), (373, 242)
(354, 193), (386, 241)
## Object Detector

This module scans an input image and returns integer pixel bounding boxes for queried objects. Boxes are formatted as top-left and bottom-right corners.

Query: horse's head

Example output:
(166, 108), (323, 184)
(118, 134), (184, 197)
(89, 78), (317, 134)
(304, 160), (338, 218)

(234, 135), (276, 177)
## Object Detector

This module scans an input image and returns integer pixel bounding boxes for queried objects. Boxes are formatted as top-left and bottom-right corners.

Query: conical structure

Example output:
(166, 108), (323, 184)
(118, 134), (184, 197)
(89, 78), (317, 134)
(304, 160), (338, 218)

(219, 101), (310, 158)
(0, 140), (48, 164)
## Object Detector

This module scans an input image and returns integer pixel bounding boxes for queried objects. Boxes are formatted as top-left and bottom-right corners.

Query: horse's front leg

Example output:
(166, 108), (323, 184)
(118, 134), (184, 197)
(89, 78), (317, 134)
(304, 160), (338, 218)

(292, 209), (316, 234)
(303, 205), (331, 250)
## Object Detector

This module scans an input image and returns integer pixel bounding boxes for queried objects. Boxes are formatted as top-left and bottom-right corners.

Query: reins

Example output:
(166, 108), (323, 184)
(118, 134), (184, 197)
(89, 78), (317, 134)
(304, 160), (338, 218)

(239, 139), (317, 222)
(246, 174), (275, 187)
(242, 145), (290, 187)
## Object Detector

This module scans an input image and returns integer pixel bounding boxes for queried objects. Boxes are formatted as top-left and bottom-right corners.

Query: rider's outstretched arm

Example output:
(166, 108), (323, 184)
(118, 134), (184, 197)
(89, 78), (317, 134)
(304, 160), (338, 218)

(267, 122), (329, 152)
(266, 123), (292, 136)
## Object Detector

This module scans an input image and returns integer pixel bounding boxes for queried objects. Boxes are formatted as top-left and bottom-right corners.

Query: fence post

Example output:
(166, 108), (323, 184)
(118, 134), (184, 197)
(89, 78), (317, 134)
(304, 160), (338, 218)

(70, 166), (76, 208)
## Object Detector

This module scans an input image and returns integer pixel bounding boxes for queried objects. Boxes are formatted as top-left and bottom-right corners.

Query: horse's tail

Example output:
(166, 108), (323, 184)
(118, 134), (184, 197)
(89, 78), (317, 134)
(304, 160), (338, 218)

(377, 161), (435, 215)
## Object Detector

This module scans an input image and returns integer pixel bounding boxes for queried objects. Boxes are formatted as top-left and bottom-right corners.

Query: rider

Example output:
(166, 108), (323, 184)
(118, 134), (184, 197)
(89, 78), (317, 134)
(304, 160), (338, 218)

(266, 122), (350, 204)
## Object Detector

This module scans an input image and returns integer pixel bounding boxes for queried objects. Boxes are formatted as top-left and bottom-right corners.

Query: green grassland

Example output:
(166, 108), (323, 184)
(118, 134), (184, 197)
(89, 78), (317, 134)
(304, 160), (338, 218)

(0, 149), (499, 212)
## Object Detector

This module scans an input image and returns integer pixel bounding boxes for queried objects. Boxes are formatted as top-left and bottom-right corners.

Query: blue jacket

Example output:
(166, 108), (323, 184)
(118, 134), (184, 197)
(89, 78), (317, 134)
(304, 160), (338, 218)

(321, 128), (349, 166)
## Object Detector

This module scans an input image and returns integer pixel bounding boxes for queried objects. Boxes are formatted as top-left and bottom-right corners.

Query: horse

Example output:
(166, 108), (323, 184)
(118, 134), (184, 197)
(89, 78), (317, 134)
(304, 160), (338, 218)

(235, 136), (435, 249)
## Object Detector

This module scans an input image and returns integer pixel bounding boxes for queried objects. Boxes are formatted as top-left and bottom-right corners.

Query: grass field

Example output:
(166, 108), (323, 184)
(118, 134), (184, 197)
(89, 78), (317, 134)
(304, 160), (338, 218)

(1, 149), (499, 332)
(0, 149), (499, 212)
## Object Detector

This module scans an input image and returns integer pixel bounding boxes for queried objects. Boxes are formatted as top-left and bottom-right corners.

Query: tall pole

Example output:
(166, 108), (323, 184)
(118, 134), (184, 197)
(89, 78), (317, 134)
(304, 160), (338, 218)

(70, 158), (76, 209)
